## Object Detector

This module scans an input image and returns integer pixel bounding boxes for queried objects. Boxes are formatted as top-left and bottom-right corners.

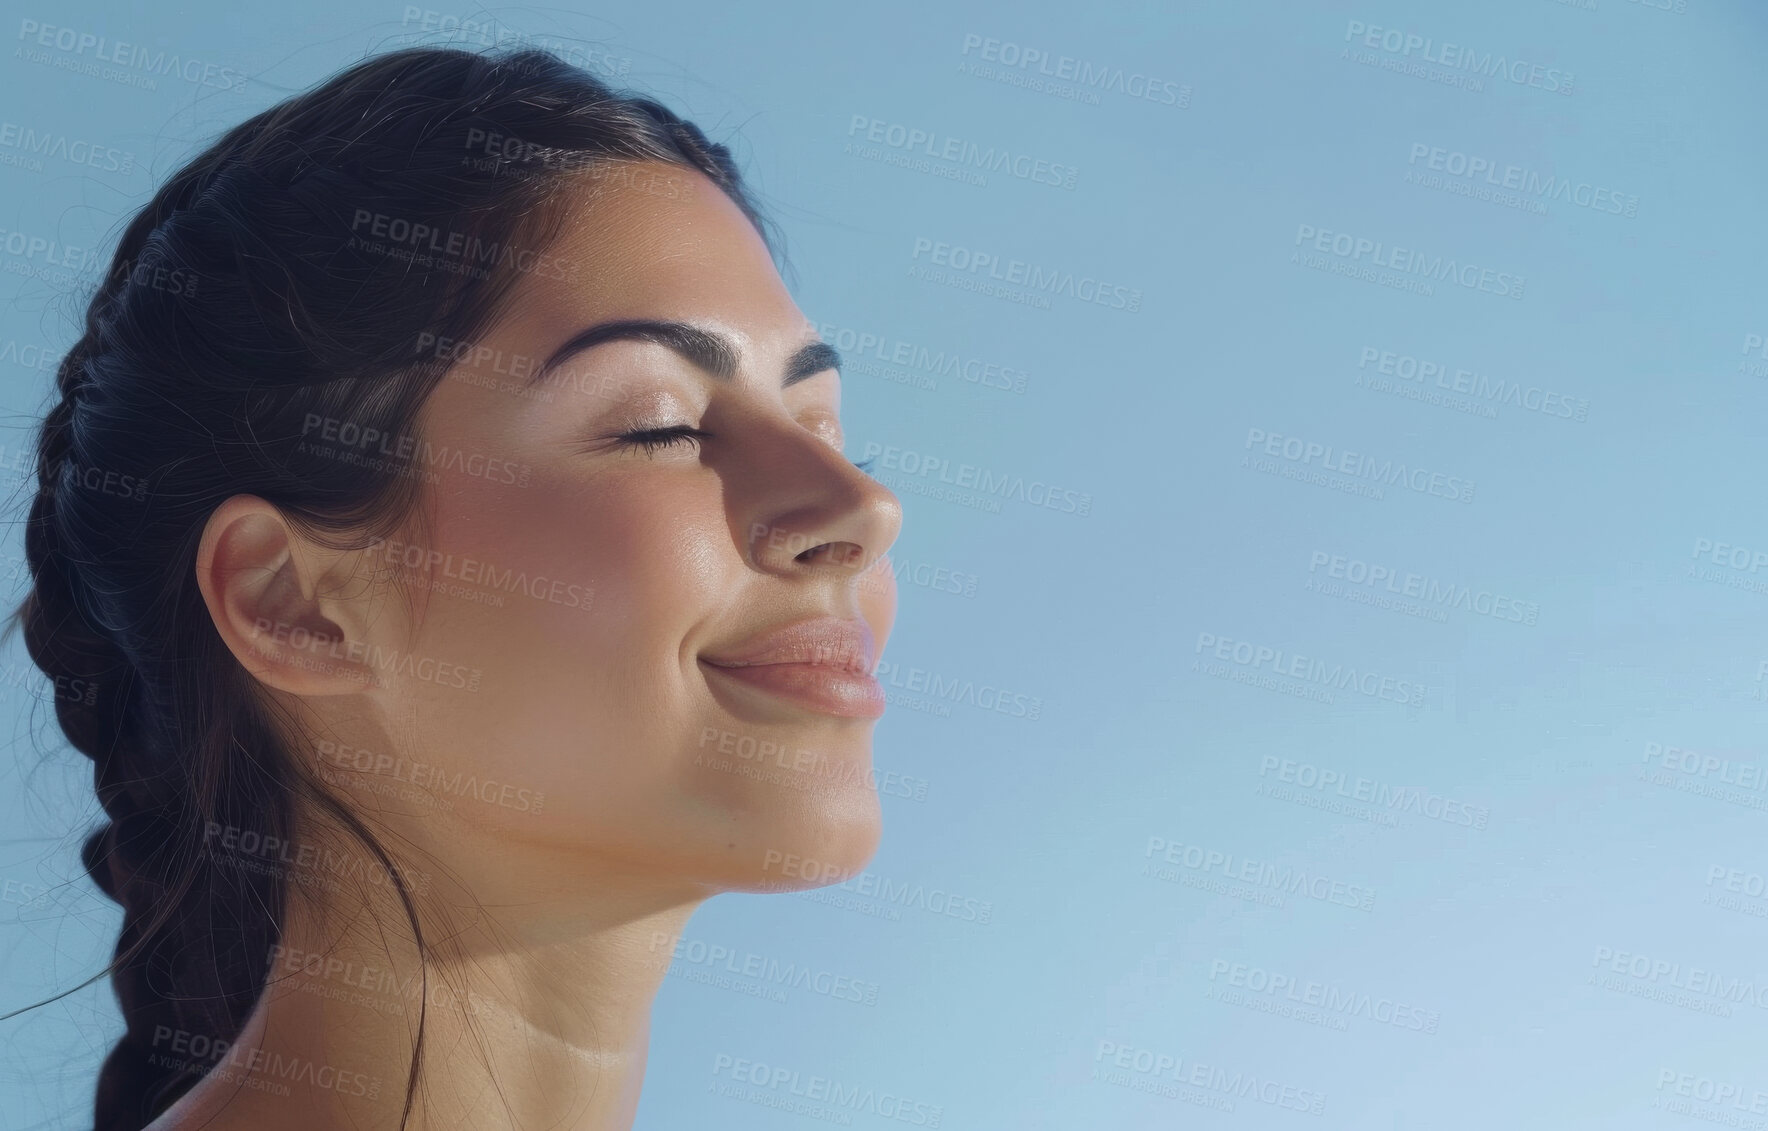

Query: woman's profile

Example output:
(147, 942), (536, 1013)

(5, 43), (902, 1131)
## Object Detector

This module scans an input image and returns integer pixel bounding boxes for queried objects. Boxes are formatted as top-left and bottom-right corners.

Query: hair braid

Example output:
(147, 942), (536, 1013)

(14, 167), (291, 1131)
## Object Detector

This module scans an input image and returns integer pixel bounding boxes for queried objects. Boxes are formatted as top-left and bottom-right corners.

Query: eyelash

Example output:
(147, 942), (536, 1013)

(618, 425), (709, 455)
(616, 424), (878, 474)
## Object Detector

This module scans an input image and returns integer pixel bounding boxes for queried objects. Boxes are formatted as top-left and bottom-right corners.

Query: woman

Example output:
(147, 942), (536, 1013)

(7, 44), (902, 1131)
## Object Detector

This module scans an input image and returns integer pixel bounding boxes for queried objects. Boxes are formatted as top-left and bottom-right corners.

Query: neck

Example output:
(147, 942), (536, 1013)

(154, 828), (708, 1131)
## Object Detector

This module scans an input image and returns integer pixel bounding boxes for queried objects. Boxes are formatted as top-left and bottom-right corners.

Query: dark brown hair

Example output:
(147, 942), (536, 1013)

(1, 43), (776, 1131)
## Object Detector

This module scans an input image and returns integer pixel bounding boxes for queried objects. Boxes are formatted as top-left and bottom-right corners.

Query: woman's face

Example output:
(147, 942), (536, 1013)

(318, 160), (902, 896)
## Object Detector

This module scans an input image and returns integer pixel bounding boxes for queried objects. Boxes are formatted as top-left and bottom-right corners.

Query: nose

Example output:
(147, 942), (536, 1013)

(725, 412), (902, 581)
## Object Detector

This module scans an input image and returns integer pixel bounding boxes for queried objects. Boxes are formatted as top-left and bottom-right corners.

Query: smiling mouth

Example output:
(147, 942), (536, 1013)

(698, 658), (886, 719)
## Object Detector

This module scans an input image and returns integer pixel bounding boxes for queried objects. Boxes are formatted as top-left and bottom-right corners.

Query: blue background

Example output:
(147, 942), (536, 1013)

(2, 0), (1766, 1127)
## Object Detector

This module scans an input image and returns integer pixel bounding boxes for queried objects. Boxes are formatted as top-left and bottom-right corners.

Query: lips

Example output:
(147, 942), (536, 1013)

(699, 616), (885, 719)
(701, 616), (876, 672)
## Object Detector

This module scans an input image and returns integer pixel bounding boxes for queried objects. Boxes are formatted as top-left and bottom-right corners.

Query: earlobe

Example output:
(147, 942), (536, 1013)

(193, 495), (380, 696)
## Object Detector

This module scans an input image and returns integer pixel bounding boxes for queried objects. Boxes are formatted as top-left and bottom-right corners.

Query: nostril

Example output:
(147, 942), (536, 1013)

(795, 542), (864, 568)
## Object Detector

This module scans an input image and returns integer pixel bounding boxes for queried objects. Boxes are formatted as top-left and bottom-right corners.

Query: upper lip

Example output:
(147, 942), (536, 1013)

(700, 616), (876, 674)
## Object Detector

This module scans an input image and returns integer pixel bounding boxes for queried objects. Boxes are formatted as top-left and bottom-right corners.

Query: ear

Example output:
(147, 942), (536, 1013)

(194, 494), (387, 696)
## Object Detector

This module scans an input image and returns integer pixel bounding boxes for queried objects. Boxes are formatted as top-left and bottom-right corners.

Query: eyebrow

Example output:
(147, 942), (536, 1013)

(524, 318), (842, 389)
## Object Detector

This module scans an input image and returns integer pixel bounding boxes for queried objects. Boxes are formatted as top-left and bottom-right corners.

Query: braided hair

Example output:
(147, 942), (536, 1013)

(3, 44), (776, 1131)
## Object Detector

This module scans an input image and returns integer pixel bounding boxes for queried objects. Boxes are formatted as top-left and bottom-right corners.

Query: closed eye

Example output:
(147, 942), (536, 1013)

(618, 424), (879, 474)
(618, 425), (710, 455)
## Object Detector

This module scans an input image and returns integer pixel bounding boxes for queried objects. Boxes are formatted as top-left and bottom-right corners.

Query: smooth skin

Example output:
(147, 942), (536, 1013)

(157, 160), (902, 1131)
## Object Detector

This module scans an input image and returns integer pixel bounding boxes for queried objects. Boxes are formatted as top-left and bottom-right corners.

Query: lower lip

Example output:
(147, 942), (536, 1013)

(700, 661), (887, 719)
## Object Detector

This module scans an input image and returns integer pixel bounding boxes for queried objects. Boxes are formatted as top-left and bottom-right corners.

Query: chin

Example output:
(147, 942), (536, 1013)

(721, 785), (884, 895)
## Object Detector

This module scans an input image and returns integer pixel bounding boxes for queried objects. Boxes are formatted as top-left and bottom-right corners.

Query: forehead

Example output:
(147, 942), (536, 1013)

(502, 160), (800, 348)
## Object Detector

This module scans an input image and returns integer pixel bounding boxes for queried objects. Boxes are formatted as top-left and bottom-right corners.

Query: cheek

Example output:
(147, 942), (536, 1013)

(569, 477), (733, 631)
(423, 468), (729, 659)
(381, 469), (738, 829)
